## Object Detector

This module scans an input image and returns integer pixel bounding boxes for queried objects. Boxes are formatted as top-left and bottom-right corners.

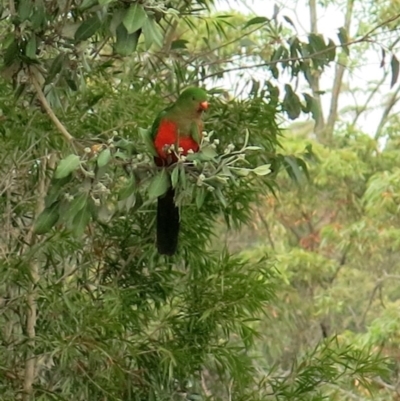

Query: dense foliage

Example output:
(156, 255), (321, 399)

(1, 0), (400, 400)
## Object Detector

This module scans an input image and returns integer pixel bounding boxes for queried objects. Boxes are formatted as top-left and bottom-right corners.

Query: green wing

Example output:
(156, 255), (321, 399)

(142, 107), (169, 157)
(190, 121), (201, 145)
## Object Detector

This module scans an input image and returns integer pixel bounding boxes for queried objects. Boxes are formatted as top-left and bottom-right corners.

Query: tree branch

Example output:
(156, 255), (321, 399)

(325, 0), (354, 142)
(30, 68), (75, 143)
(22, 156), (48, 400)
(307, 0), (326, 138)
(374, 84), (400, 139)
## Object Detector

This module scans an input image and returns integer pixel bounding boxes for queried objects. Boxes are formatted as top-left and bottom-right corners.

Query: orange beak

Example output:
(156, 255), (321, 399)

(199, 101), (209, 110)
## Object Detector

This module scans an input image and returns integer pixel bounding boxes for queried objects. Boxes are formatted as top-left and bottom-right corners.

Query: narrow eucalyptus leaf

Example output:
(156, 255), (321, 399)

(196, 187), (206, 209)
(75, 15), (102, 41)
(34, 204), (60, 235)
(71, 205), (91, 237)
(390, 54), (399, 88)
(243, 16), (269, 29)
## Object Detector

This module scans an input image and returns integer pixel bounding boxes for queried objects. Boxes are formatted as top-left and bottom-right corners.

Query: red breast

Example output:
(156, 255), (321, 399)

(154, 119), (202, 165)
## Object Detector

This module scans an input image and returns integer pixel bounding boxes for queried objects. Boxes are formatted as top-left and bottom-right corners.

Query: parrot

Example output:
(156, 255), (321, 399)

(150, 87), (209, 255)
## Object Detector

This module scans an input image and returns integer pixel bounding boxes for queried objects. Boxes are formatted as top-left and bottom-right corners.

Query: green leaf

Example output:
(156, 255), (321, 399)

(74, 15), (102, 41)
(234, 168), (251, 177)
(338, 27), (349, 56)
(31, 5), (46, 29)
(18, 0), (32, 21)
(71, 204), (91, 237)
(214, 188), (227, 208)
(126, 192), (136, 210)
(283, 84), (301, 120)
(283, 15), (296, 29)
(34, 203), (60, 235)
(67, 193), (88, 221)
(118, 177), (136, 200)
(148, 170), (169, 199)
(390, 54), (399, 88)
(243, 16), (269, 29)
(303, 93), (320, 123)
(65, 77), (78, 91)
(199, 145), (217, 161)
(97, 148), (111, 168)
(253, 164), (271, 176)
(115, 23), (140, 56)
(99, 0), (114, 5)
(196, 187), (206, 209)
(123, 3), (147, 34)
(46, 54), (65, 84)
(171, 165), (180, 188)
(284, 156), (305, 183)
(25, 36), (37, 59)
(54, 154), (81, 179)
(171, 39), (188, 50)
(142, 18), (163, 49)
(326, 39), (336, 62)
(79, 0), (98, 11)
(4, 40), (19, 66)
(308, 33), (326, 53)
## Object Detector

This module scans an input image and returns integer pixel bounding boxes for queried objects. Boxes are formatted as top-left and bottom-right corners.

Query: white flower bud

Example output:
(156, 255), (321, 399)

(187, 149), (194, 154)
(93, 198), (101, 206)
(178, 147), (184, 152)
(199, 174), (205, 181)
(213, 139), (220, 145)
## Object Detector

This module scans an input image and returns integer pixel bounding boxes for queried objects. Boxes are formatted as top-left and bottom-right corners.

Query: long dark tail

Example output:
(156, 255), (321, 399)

(157, 187), (180, 255)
